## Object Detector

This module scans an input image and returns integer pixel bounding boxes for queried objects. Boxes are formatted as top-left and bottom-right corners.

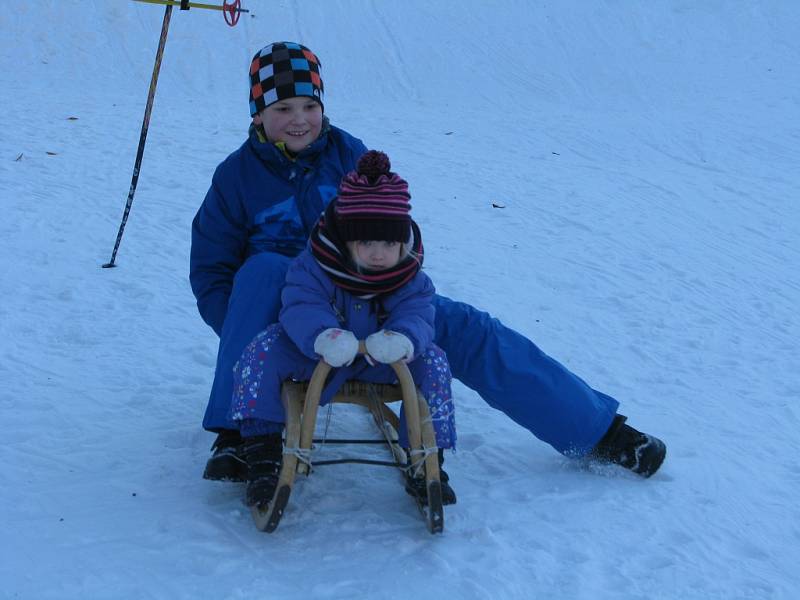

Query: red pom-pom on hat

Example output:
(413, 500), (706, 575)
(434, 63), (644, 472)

(356, 150), (391, 183)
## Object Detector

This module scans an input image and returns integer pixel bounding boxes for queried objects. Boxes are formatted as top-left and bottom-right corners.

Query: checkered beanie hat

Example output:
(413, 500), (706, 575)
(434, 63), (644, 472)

(249, 41), (324, 116)
(334, 151), (412, 243)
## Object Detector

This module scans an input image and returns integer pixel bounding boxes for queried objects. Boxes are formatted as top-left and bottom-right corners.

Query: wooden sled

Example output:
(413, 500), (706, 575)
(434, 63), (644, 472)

(251, 342), (444, 534)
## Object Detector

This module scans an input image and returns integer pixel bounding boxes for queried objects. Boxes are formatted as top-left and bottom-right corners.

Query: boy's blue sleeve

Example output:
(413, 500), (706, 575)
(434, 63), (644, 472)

(382, 272), (436, 358)
(279, 254), (340, 359)
(352, 138), (368, 163)
(189, 168), (248, 336)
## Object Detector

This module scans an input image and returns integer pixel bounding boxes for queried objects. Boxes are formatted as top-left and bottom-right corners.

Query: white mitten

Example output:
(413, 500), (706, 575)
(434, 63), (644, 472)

(365, 330), (414, 364)
(313, 328), (359, 367)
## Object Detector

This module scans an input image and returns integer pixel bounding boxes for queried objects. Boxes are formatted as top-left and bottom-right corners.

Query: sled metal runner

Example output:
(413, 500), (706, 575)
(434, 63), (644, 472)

(250, 343), (444, 534)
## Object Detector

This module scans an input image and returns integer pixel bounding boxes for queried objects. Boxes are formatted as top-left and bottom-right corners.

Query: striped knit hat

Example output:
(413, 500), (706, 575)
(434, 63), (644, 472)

(334, 151), (412, 243)
(249, 41), (324, 116)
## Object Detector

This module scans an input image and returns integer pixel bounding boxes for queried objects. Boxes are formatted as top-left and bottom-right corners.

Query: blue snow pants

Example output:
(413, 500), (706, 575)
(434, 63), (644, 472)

(202, 252), (619, 455)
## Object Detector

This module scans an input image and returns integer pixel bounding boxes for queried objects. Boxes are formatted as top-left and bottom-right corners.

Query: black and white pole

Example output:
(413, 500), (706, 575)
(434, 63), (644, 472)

(102, 4), (173, 268)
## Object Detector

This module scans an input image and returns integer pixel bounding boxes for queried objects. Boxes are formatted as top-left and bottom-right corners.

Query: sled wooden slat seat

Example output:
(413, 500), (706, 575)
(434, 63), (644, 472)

(250, 341), (444, 534)
(284, 379), (404, 434)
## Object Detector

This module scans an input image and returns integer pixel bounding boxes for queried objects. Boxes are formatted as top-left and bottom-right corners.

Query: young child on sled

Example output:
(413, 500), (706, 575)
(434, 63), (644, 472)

(227, 150), (457, 509)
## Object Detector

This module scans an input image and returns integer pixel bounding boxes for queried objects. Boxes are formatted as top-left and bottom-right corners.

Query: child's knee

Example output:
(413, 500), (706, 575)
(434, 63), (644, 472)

(236, 252), (292, 282)
(252, 323), (285, 347)
(426, 344), (449, 363)
(238, 323), (284, 362)
(413, 345), (452, 379)
(229, 253), (292, 311)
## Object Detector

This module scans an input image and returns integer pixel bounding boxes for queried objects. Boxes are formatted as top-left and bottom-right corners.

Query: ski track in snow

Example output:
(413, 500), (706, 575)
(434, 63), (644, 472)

(2, 1), (800, 599)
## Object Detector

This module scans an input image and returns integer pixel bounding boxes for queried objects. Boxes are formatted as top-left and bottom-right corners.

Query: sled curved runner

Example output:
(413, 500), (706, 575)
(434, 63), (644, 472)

(251, 342), (443, 534)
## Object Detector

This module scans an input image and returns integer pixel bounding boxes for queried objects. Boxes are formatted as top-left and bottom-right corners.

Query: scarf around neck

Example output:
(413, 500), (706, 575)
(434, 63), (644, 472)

(310, 201), (424, 299)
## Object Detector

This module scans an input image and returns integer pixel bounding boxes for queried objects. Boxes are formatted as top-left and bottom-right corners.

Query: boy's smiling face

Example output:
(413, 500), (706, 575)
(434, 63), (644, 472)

(254, 96), (323, 153)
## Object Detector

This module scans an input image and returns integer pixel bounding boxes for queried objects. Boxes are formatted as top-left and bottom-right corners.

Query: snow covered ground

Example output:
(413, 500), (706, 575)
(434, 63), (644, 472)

(2, 1), (799, 598)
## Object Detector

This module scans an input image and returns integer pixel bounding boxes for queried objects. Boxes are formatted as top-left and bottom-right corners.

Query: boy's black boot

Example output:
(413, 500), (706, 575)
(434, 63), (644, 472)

(203, 429), (247, 482)
(590, 414), (666, 478)
(404, 448), (457, 506)
(243, 432), (283, 507)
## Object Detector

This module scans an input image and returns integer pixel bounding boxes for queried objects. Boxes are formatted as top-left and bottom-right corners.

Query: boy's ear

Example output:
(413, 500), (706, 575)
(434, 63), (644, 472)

(252, 113), (263, 126)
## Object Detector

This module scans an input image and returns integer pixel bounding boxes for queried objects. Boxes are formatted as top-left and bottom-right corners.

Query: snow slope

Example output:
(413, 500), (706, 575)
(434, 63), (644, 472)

(1, 1), (799, 598)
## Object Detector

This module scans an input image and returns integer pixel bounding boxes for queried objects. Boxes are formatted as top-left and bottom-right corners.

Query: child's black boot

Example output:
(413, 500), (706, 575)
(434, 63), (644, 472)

(590, 414), (666, 477)
(242, 432), (283, 507)
(405, 448), (457, 505)
(203, 429), (247, 482)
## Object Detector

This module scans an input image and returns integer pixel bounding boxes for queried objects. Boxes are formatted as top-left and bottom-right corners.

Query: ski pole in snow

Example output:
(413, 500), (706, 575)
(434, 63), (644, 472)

(103, 0), (247, 268)
(102, 4), (173, 268)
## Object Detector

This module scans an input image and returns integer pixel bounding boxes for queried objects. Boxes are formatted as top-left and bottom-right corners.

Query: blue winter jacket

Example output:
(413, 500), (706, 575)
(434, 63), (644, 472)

(190, 122), (368, 335)
(281, 248), (435, 358)
(280, 247), (436, 402)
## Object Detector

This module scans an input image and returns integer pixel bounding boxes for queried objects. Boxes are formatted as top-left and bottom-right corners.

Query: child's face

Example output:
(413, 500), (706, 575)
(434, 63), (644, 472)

(349, 241), (402, 270)
(254, 96), (323, 153)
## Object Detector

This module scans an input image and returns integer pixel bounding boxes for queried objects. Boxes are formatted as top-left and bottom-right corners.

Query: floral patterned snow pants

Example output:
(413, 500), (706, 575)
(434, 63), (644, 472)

(229, 323), (456, 449)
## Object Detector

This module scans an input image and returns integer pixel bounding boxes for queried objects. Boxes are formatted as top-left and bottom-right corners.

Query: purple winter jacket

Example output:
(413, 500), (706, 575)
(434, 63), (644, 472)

(279, 246), (435, 394)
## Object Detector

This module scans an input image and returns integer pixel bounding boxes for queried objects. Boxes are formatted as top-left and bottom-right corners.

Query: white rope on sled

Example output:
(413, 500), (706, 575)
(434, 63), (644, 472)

(406, 445), (437, 477)
(283, 446), (313, 467)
